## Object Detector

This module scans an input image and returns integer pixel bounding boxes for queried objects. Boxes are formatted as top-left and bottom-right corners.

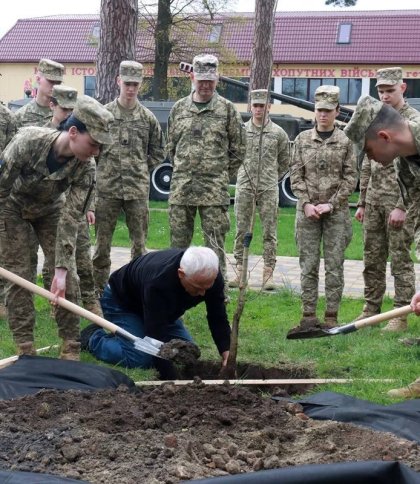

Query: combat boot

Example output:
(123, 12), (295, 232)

(288, 312), (321, 333)
(262, 266), (276, 291)
(323, 311), (338, 329)
(60, 340), (81, 361)
(387, 378), (420, 399)
(381, 316), (408, 332)
(0, 302), (7, 320)
(17, 342), (36, 356)
(354, 309), (379, 321)
(228, 265), (243, 288)
(84, 300), (103, 318)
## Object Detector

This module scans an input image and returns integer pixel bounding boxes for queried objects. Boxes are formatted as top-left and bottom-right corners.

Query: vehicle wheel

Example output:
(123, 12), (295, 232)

(279, 172), (297, 207)
(149, 162), (172, 201)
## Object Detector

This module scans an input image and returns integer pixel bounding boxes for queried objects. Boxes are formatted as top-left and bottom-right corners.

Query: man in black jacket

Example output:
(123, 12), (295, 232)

(81, 247), (230, 375)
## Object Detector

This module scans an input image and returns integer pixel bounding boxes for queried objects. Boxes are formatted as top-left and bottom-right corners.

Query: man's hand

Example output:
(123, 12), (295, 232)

(86, 210), (95, 225)
(50, 267), (68, 303)
(304, 203), (320, 220)
(410, 291), (420, 316)
(388, 208), (406, 229)
(221, 351), (229, 367)
(355, 206), (365, 223)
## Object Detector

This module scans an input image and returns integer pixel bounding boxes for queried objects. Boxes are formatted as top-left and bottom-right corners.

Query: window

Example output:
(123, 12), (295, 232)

(209, 24), (222, 43)
(88, 23), (100, 45)
(84, 76), (96, 97)
(283, 78), (361, 104)
(337, 23), (352, 44)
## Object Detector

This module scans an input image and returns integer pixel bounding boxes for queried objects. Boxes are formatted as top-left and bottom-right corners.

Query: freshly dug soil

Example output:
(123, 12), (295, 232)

(0, 380), (418, 483)
(158, 339), (201, 366)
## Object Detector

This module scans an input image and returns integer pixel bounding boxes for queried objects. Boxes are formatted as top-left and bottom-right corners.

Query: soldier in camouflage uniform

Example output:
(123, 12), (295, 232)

(355, 68), (419, 331)
(93, 61), (165, 293)
(0, 96), (114, 360)
(229, 89), (289, 290)
(167, 54), (245, 291)
(345, 95), (420, 398)
(46, 85), (102, 316)
(290, 85), (357, 331)
(15, 59), (64, 128)
(0, 101), (16, 320)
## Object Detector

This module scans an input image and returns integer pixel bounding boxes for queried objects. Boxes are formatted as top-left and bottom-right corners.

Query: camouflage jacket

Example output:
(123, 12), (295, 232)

(290, 126), (357, 211)
(167, 92), (245, 206)
(236, 118), (289, 192)
(357, 102), (420, 210)
(96, 99), (165, 201)
(0, 127), (95, 269)
(0, 103), (16, 152)
(14, 99), (52, 128)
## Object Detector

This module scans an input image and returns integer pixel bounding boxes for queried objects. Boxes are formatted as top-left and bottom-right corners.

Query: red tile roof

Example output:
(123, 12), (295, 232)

(0, 11), (419, 65)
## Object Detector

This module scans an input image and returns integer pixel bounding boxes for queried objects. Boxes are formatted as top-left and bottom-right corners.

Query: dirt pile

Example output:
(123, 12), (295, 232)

(0, 381), (418, 483)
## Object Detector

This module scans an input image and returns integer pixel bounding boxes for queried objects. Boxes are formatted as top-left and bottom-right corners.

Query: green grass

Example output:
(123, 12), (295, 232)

(1, 289), (419, 404)
(100, 202), (365, 260)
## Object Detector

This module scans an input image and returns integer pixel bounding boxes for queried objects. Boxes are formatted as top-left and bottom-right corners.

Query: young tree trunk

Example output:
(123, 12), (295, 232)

(96, 0), (138, 104)
(248, 0), (276, 103)
(152, 0), (172, 101)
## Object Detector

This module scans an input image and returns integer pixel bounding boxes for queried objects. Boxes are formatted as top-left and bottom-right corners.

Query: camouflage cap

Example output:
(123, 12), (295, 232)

(52, 85), (78, 109)
(38, 58), (64, 82)
(72, 95), (114, 145)
(375, 67), (403, 87)
(192, 54), (219, 81)
(314, 85), (340, 110)
(119, 60), (143, 83)
(251, 89), (270, 104)
(344, 95), (384, 154)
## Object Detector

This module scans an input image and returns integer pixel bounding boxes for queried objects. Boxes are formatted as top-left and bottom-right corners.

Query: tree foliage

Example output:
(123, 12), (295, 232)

(96, 0), (138, 104)
(325, 0), (357, 6)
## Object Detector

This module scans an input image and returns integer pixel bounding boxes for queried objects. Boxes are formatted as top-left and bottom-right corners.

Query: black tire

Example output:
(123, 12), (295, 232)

(149, 162), (173, 201)
(279, 172), (297, 207)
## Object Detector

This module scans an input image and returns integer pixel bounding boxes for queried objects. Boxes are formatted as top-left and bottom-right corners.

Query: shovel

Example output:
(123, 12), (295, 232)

(286, 305), (413, 340)
(0, 266), (165, 358)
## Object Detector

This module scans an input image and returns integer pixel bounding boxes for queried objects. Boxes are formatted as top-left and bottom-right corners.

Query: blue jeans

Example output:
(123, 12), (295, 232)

(89, 285), (193, 369)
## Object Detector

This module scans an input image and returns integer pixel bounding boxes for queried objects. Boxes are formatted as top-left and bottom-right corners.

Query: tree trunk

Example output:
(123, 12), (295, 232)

(248, 0), (276, 105)
(152, 0), (172, 101)
(96, 0), (138, 104)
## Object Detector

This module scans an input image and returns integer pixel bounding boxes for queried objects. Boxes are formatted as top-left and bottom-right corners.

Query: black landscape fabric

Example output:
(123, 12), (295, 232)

(0, 469), (88, 483)
(0, 355), (135, 400)
(188, 460), (420, 484)
(294, 391), (420, 444)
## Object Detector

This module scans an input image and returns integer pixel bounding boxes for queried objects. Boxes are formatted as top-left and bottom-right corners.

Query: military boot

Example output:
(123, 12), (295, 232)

(381, 316), (408, 332)
(288, 312), (321, 333)
(0, 302), (7, 320)
(60, 340), (81, 361)
(228, 265), (243, 288)
(323, 311), (338, 329)
(387, 378), (420, 399)
(84, 300), (103, 318)
(262, 266), (276, 291)
(354, 309), (380, 321)
(17, 342), (36, 356)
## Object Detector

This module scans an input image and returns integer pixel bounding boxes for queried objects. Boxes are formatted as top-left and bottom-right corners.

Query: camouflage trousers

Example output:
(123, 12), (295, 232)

(93, 197), (149, 292)
(42, 219), (96, 306)
(295, 207), (352, 314)
(169, 204), (230, 281)
(362, 202), (415, 313)
(233, 188), (278, 269)
(0, 200), (80, 344)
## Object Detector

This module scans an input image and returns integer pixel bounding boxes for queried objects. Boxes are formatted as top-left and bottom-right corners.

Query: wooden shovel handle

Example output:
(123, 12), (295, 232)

(354, 305), (413, 330)
(0, 266), (122, 336)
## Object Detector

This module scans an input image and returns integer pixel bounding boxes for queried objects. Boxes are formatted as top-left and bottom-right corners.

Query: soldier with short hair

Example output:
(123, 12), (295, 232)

(167, 54), (245, 294)
(289, 85), (357, 331)
(0, 96), (114, 360)
(230, 89), (289, 290)
(344, 94), (420, 399)
(354, 67), (419, 332)
(93, 60), (165, 294)
(15, 58), (64, 128)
